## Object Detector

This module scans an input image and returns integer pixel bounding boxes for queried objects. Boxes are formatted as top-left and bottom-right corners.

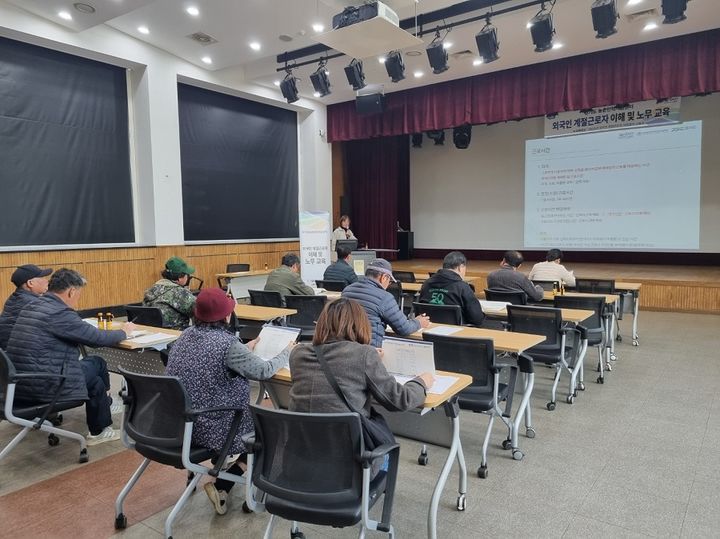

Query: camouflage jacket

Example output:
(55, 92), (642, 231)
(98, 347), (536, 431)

(143, 279), (196, 330)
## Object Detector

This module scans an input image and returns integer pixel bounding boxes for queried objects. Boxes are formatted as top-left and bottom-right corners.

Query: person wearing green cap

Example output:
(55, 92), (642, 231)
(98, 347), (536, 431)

(143, 256), (197, 330)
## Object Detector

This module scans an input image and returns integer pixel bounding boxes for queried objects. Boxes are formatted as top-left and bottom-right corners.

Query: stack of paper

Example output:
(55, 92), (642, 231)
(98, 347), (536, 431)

(253, 326), (301, 360)
(423, 326), (462, 336)
(127, 333), (177, 346)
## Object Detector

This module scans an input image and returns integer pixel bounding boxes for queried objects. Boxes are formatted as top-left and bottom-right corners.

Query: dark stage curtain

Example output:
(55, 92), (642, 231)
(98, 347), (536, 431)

(327, 29), (720, 142)
(344, 136), (409, 260)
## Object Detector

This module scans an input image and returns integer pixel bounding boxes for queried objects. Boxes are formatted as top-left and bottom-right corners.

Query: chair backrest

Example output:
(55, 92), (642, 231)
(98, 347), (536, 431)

(506, 305), (562, 347)
(412, 302), (463, 325)
(249, 289), (284, 308)
(421, 334), (495, 390)
(285, 295), (328, 330)
(553, 295), (606, 331)
(386, 281), (403, 308)
(484, 288), (528, 305)
(315, 279), (346, 292)
(392, 271), (416, 283)
(249, 405), (364, 506)
(119, 368), (189, 449)
(227, 263), (250, 273)
(125, 305), (164, 327)
(575, 278), (615, 294)
(532, 280), (560, 291)
(0, 349), (15, 404)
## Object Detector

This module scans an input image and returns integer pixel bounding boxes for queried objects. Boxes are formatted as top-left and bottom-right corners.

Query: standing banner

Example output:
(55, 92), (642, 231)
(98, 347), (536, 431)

(544, 97), (681, 137)
(299, 211), (331, 285)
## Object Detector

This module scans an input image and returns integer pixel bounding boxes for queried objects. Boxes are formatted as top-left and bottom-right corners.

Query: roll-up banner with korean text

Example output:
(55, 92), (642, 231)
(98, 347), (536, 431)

(299, 211), (331, 285)
(545, 97), (681, 137)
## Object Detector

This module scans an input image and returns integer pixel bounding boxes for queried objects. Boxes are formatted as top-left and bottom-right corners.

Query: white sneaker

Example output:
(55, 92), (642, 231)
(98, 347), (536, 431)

(86, 427), (120, 446)
(204, 482), (228, 515)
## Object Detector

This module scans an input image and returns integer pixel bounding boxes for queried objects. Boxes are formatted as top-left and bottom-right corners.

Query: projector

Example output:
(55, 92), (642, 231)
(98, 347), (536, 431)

(332, 1), (399, 30)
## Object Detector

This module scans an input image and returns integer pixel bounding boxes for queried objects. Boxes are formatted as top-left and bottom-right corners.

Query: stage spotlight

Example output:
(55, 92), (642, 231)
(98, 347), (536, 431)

(591, 0), (618, 38)
(310, 60), (331, 97)
(411, 133), (423, 148)
(453, 125), (472, 149)
(662, 0), (687, 24)
(344, 58), (366, 91)
(384, 50), (405, 82)
(529, 3), (555, 52)
(280, 71), (299, 103)
(426, 30), (449, 74)
(475, 16), (500, 63)
(426, 130), (445, 145)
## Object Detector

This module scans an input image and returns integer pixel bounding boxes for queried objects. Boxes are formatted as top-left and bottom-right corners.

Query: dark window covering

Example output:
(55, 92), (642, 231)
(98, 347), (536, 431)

(327, 29), (720, 142)
(0, 36), (134, 247)
(178, 83), (299, 241)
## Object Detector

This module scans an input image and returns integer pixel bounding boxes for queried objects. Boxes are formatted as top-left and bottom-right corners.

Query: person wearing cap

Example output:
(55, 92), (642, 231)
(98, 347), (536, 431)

(166, 288), (293, 515)
(0, 264), (53, 349)
(528, 248), (576, 287)
(342, 258), (430, 347)
(263, 253), (315, 304)
(143, 256), (197, 330)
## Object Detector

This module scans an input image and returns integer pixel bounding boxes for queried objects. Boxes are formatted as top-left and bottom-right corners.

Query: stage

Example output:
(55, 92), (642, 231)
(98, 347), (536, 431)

(392, 259), (720, 314)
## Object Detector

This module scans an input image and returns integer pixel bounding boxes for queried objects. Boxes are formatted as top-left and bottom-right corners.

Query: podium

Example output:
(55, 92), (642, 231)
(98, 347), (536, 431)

(351, 250), (376, 275)
(397, 231), (414, 260)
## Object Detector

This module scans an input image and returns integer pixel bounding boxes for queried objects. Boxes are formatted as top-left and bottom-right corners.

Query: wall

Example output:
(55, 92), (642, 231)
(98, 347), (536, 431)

(410, 93), (720, 253)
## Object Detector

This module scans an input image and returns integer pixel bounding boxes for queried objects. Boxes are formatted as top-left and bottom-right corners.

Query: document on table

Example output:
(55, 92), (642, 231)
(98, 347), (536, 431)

(422, 325), (463, 336)
(127, 333), (176, 346)
(254, 326), (301, 360)
(392, 373), (459, 395)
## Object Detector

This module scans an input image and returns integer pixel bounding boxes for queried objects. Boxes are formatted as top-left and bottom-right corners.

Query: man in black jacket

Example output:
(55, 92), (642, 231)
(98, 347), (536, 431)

(6, 268), (136, 445)
(0, 264), (53, 349)
(322, 244), (358, 287)
(419, 251), (485, 326)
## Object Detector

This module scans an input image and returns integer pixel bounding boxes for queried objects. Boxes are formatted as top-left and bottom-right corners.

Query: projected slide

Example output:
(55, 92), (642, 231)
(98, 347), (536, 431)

(524, 121), (702, 250)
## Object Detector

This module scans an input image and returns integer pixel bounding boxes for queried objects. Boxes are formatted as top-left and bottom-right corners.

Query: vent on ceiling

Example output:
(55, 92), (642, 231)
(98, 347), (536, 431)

(279, 34), (293, 42)
(450, 50), (474, 59)
(186, 32), (219, 46)
(623, 8), (658, 22)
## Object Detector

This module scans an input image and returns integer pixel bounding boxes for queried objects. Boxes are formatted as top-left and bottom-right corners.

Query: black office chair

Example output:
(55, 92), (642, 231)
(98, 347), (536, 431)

(114, 368), (245, 538)
(315, 279), (346, 292)
(284, 295), (328, 340)
(249, 289), (283, 308)
(188, 276), (204, 296)
(412, 302), (463, 325)
(217, 263), (251, 288)
(125, 305), (163, 327)
(484, 288), (528, 305)
(245, 405), (399, 538)
(554, 295), (609, 384)
(0, 350), (89, 466)
(506, 306), (581, 408)
(392, 271), (416, 283)
(421, 334), (532, 471)
(575, 278), (615, 294)
(386, 281), (404, 311)
(532, 280), (560, 291)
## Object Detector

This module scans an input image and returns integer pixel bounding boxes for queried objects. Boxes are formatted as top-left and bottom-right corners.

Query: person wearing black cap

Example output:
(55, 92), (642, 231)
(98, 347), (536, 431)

(0, 264), (53, 349)
(143, 256), (197, 330)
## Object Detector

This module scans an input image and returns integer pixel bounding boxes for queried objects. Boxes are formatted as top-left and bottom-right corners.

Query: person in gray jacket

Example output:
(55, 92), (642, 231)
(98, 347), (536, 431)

(322, 244), (358, 287)
(486, 250), (544, 302)
(342, 259), (430, 347)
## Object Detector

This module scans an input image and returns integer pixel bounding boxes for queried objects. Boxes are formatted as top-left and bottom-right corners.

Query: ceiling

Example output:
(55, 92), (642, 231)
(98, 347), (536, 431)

(6, 0), (720, 105)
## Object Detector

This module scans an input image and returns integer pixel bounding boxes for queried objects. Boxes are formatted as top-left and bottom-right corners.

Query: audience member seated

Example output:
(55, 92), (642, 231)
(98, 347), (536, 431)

(264, 253), (315, 303)
(419, 251), (485, 326)
(342, 259), (429, 347)
(6, 268), (136, 445)
(487, 250), (544, 302)
(528, 248), (576, 287)
(143, 256), (197, 330)
(0, 264), (52, 349)
(166, 288), (293, 515)
(331, 214), (357, 255)
(322, 244), (359, 287)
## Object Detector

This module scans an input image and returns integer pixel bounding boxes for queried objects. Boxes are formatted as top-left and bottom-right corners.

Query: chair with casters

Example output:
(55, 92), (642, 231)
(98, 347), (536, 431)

(412, 302), (463, 326)
(506, 305), (582, 409)
(217, 263), (250, 288)
(386, 282), (404, 312)
(574, 278), (621, 346)
(125, 305), (164, 327)
(391, 271), (416, 283)
(249, 289), (284, 308)
(0, 349), (89, 467)
(484, 288), (528, 305)
(244, 405), (399, 538)
(114, 368), (245, 539)
(315, 279), (346, 292)
(532, 280), (560, 292)
(284, 295), (328, 341)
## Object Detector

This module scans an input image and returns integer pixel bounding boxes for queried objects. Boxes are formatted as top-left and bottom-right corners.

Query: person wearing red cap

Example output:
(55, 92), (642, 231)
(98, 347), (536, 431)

(165, 288), (294, 515)
(0, 264), (53, 349)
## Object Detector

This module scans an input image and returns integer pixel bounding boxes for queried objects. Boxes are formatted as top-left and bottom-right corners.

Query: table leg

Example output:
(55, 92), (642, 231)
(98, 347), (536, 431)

(570, 338), (588, 398)
(632, 291), (640, 346)
(511, 372), (535, 456)
(428, 402), (462, 539)
(609, 308), (618, 361)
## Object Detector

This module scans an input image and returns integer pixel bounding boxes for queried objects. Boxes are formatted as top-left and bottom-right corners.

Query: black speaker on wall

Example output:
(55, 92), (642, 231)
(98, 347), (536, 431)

(355, 93), (385, 114)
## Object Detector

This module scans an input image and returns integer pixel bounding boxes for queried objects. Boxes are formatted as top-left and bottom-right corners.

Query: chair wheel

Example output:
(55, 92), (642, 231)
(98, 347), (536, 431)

(632, 340), (639, 346)
(597, 376), (604, 384)
(616, 334), (622, 342)
(50, 413), (63, 426)
(477, 466), (488, 478)
(114, 514), (127, 530)
(546, 402), (556, 411)
(512, 449), (524, 461)
(48, 434), (60, 446)
(242, 501), (253, 514)
(501, 439), (512, 450)
(417, 454), (429, 466)
(566, 395), (575, 404)
(456, 494), (467, 511)
(610, 353), (617, 361)
(290, 531), (305, 539)
(577, 383), (586, 391)
(79, 449), (89, 463)
(526, 427), (536, 439)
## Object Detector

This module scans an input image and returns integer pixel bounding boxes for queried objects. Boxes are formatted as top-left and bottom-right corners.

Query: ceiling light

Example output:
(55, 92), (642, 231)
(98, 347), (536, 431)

(473, 58), (484, 66)
(442, 42), (453, 49)
(591, 0), (619, 39)
(201, 56), (212, 64)
(475, 16), (500, 64)
(384, 50), (405, 83)
(312, 23), (325, 32)
(310, 59), (331, 97)
(378, 56), (386, 64)
(313, 91), (321, 98)
(552, 42), (564, 49)
(186, 6), (199, 16)
(529, 6), (556, 53)
(662, 0), (688, 24)
(643, 21), (658, 31)
(280, 71), (300, 103)
(413, 70), (423, 78)
(58, 11), (73, 20)
(249, 41), (261, 51)
(344, 58), (366, 91)
(627, 0), (642, 5)
(526, 21), (533, 29)
(426, 30), (449, 74)
(138, 25), (150, 35)
(273, 80), (281, 87)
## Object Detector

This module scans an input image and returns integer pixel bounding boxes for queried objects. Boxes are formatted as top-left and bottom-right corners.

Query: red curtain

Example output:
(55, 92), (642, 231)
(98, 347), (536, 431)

(327, 29), (720, 142)
(343, 135), (409, 259)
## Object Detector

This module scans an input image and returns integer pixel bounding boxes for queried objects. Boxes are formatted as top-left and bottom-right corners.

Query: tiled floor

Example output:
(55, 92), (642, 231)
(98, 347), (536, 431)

(1, 310), (719, 538)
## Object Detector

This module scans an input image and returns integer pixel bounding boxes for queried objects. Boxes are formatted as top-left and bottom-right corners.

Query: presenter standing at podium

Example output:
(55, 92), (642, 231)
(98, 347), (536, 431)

(331, 214), (357, 261)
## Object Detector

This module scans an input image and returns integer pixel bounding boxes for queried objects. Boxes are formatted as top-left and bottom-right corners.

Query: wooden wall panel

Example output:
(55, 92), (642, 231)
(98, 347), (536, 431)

(0, 242), (299, 310)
